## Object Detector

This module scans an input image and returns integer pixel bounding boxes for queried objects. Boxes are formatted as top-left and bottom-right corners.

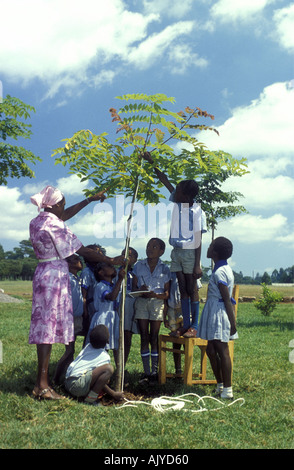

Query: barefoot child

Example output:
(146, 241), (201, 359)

(198, 237), (238, 399)
(132, 238), (171, 384)
(64, 324), (124, 405)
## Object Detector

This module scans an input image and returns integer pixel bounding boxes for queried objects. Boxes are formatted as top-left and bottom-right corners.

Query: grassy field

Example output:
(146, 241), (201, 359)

(1, 279), (293, 299)
(0, 281), (293, 450)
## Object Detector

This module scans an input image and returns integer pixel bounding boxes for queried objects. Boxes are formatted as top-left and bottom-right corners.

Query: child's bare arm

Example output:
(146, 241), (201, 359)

(143, 280), (170, 300)
(218, 283), (237, 335)
(193, 244), (203, 279)
(105, 269), (125, 301)
(103, 384), (124, 401)
(143, 152), (174, 193)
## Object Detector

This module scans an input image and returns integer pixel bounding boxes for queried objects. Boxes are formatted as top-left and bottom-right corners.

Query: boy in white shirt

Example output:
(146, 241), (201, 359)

(64, 324), (124, 405)
(143, 152), (207, 338)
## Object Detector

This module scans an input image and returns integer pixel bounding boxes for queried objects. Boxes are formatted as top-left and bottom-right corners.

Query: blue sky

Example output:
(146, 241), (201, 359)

(0, 0), (293, 277)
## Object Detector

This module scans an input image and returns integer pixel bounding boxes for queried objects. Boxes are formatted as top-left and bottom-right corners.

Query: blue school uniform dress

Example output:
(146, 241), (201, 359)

(80, 265), (97, 321)
(198, 261), (238, 343)
(123, 268), (140, 334)
(85, 280), (120, 350)
(69, 272), (84, 335)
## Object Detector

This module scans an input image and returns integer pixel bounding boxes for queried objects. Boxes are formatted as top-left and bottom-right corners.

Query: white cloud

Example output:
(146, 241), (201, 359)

(0, 1), (157, 84)
(273, 4), (294, 52)
(167, 44), (208, 74)
(0, 0), (202, 96)
(22, 175), (89, 197)
(221, 159), (294, 211)
(197, 81), (294, 157)
(143, 0), (194, 19)
(217, 212), (289, 244)
(0, 186), (35, 242)
(56, 174), (89, 196)
(211, 0), (275, 23)
(126, 21), (195, 69)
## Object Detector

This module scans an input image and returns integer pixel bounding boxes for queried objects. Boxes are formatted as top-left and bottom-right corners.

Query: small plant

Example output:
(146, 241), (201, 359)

(254, 283), (283, 316)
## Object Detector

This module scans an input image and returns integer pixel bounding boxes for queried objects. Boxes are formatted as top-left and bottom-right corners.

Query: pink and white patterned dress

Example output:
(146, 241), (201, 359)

(29, 212), (83, 345)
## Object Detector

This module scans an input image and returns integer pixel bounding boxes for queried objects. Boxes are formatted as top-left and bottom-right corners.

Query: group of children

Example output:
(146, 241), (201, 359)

(57, 158), (238, 406)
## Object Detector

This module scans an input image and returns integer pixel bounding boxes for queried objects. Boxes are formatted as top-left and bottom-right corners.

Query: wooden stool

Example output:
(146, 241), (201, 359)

(158, 285), (239, 386)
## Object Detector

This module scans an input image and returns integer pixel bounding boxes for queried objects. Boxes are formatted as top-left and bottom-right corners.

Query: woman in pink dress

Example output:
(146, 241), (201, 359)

(29, 186), (125, 400)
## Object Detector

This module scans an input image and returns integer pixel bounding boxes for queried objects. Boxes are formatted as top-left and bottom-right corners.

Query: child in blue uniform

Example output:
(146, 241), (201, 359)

(81, 244), (106, 334)
(85, 262), (125, 368)
(120, 247), (139, 367)
(132, 238), (171, 383)
(198, 237), (238, 399)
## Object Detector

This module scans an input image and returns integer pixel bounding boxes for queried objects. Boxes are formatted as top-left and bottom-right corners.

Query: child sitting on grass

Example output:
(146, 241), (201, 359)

(64, 324), (124, 405)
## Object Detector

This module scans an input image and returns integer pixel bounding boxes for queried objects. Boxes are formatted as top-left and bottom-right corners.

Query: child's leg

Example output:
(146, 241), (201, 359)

(85, 364), (114, 403)
(137, 319), (151, 376)
(124, 330), (132, 365)
(53, 341), (75, 385)
(176, 271), (190, 330)
(190, 282), (200, 330)
(213, 341), (232, 388)
(206, 340), (223, 384)
(173, 343), (182, 374)
(207, 340), (233, 397)
(149, 320), (162, 375)
(182, 274), (198, 336)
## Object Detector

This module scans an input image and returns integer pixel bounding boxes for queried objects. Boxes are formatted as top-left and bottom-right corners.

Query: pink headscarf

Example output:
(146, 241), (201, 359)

(31, 185), (64, 212)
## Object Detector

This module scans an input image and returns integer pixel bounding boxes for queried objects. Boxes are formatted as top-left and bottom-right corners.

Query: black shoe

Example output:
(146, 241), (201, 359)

(138, 374), (150, 385)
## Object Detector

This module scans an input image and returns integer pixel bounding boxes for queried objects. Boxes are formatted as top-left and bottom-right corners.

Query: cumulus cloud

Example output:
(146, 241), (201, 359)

(273, 4), (294, 52)
(0, 0), (155, 81)
(0, 186), (35, 241)
(197, 81), (294, 157)
(126, 21), (195, 69)
(211, 0), (275, 23)
(222, 169), (294, 211)
(0, 0), (203, 97)
(143, 0), (194, 19)
(217, 212), (289, 244)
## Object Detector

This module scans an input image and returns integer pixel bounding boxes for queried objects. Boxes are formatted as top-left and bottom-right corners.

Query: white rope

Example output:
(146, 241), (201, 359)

(117, 393), (245, 413)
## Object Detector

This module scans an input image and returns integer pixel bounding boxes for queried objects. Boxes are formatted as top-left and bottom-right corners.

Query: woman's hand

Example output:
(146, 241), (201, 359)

(88, 190), (107, 203)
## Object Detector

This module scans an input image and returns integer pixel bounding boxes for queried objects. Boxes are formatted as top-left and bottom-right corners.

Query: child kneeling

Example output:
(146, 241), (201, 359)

(64, 324), (124, 405)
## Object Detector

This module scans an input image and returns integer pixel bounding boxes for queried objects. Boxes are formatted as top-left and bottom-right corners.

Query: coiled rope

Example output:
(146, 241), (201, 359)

(117, 393), (245, 413)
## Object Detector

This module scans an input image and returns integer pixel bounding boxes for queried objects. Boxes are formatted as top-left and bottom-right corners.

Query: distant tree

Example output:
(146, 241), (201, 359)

(0, 95), (41, 185)
(271, 269), (280, 283)
(261, 272), (271, 285)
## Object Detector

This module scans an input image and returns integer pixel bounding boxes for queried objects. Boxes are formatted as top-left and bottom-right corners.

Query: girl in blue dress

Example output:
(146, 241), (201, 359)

(85, 263), (125, 367)
(198, 237), (238, 399)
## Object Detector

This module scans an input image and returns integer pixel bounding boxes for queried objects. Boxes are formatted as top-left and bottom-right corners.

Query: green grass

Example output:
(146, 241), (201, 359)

(0, 282), (293, 449)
